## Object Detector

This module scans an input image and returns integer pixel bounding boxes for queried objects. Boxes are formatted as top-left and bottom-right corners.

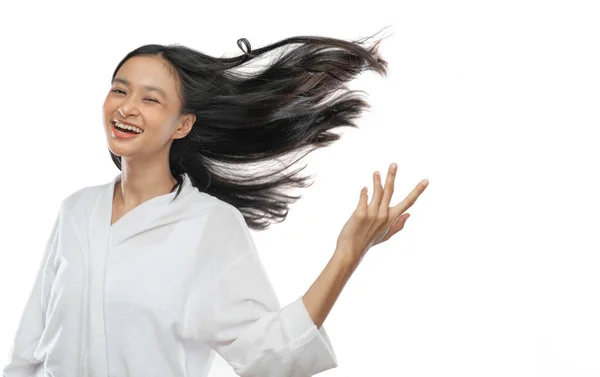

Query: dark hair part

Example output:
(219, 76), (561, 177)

(109, 29), (390, 230)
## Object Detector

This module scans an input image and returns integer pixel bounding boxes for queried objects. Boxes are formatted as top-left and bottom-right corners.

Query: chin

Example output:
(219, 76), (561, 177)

(106, 137), (138, 160)
(107, 146), (131, 162)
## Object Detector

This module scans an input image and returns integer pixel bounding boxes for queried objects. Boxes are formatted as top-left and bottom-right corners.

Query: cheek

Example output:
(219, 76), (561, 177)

(147, 109), (177, 135)
(102, 96), (116, 118)
(157, 121), (179, 140)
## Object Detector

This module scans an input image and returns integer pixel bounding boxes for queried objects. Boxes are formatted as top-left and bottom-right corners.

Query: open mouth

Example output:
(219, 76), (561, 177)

(112, 121), (143, 135)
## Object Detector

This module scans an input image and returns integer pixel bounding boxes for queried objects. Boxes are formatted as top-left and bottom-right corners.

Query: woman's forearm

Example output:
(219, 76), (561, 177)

(302, 247), (359, 329)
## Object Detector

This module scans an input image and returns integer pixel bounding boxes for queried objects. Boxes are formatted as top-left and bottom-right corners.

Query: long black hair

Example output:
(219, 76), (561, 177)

(109, 29), (390, 230)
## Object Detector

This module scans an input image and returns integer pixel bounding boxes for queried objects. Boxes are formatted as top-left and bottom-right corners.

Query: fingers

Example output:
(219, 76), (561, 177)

(380, 163), (397, 209)
(370, 163), (398, 208)
(369, 163), (397, 223)
(351, 162), (428, 247)
(391, 179), (429, 217)
(368, 170), (384, 211)
(358, 163), (428, 226)
(355, 186), (369, 217)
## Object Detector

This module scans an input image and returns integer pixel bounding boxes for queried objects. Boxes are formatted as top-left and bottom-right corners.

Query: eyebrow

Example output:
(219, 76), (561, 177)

(113, 77), (168, 99)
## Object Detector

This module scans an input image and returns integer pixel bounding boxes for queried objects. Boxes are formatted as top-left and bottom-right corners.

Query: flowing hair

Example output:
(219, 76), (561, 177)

(109, 29), (390, 230)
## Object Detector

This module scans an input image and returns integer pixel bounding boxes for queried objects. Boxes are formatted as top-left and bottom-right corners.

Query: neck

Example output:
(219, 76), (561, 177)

(115, 153), (178, 208)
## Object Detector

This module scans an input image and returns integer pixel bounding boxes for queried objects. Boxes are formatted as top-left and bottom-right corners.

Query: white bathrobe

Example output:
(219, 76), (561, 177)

(3, 174), (337, 377)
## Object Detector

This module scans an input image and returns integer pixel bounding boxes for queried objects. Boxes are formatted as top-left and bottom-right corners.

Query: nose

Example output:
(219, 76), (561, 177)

(118, 96), (140, 117)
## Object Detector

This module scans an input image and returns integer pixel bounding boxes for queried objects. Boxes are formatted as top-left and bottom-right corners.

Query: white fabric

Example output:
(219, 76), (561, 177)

(3, 174), (337, 377)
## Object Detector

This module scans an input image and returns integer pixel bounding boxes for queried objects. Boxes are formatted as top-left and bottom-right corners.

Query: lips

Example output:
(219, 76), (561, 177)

(112, 119), (144, 133)
(111, 120), (143, 139)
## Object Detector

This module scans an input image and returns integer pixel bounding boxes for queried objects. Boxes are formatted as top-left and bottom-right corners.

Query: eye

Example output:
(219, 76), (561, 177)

(111, 89), (126, 94)
(144, 98), (160, 104)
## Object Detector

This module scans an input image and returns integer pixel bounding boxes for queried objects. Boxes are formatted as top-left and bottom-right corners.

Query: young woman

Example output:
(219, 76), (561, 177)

(3, 33), (428, 377)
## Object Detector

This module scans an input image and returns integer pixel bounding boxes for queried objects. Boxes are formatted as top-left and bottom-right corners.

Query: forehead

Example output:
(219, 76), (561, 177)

(115, 55), (179, 95)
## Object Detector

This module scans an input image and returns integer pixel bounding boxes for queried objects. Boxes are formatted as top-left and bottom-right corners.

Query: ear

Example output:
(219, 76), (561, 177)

(172, 113), (196, 140)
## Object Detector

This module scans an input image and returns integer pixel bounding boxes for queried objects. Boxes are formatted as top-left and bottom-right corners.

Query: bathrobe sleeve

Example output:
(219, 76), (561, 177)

(3, 212), (60, 377)
(190, 206), (338, 377)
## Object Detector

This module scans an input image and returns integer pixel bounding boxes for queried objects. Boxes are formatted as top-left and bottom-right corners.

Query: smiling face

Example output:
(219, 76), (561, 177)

(102, 55), (195, 162)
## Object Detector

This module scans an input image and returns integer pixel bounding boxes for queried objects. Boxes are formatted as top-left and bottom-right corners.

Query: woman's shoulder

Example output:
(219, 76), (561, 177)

(182, 187), (248, 233)
(188, 191), (243, 224)
(58, 180), (112, 215)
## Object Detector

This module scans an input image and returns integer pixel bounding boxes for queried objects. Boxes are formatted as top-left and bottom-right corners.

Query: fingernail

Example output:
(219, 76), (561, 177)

(422, 179), (429, 186)
(391, 163), (397, 170)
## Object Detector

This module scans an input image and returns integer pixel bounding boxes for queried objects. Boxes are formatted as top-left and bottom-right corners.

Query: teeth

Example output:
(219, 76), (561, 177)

(114, 121), (143, 134)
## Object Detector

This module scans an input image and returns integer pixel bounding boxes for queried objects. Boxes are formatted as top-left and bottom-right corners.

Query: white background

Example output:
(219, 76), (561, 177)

(1, 1), (599, 376)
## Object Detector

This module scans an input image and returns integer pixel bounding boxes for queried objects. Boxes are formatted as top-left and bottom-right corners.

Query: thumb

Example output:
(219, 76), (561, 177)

(381, 213), (410, 243)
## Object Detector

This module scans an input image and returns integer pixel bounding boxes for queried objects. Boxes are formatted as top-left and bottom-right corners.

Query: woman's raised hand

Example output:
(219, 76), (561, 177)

(335, 162), (429, 264)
